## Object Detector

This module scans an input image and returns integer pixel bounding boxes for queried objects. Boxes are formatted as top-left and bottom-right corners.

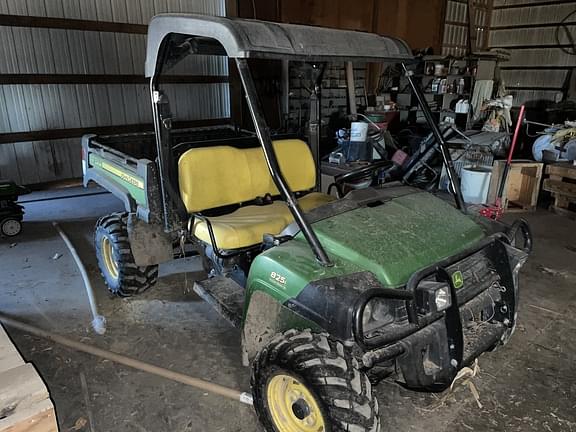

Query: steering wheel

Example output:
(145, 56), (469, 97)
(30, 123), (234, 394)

(331, 160), (394, 197)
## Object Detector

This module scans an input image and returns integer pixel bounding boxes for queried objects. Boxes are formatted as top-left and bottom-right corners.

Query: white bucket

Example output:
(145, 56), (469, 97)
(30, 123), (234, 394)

(350, 122), (369, 142)
(461, 166), (492, 204)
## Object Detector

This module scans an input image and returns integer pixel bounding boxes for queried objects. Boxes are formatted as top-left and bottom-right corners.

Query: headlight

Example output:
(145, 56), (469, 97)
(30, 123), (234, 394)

(416, 281), (452, 313)
(362, 298), (405, 334)
(434, 285), (451, 311)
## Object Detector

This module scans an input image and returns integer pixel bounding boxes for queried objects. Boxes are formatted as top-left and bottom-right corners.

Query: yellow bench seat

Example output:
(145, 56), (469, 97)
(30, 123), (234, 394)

(193, 192), (334, 250)
(179, 139), (334, 250)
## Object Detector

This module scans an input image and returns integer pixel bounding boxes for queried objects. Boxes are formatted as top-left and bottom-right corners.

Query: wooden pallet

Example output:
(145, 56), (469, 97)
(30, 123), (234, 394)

(543, 162), (576, 219)
(0, 325), (58, 432)
(487, 160), (543, 212)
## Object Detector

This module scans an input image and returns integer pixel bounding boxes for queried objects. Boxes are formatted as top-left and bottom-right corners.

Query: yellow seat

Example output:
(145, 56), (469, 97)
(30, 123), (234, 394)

(192, 193), (334, 249)
(178, 140), (335, 250)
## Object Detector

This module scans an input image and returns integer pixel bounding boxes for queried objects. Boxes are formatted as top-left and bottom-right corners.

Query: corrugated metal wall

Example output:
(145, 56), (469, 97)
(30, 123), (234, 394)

(0, 0), (229, 185)
(489, 0), (576, 107)
(442, 0), (491, 56)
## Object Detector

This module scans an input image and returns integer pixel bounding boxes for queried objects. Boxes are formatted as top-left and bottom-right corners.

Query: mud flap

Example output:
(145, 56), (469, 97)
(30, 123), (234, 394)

(127, 214), (174, 266)
(242, 291), (322, 365)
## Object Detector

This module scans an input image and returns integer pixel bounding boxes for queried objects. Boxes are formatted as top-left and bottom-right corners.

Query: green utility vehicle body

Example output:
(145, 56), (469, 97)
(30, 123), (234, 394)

(87, 153), (148, 207)
(248, 191), (485, 296)
(83, 14), (533, 432)
(82, 127), (257, 271)
(241, 185), (528, 385)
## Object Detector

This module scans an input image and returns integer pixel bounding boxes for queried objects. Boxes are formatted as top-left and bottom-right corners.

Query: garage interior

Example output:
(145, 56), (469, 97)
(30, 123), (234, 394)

(1, 1), (575, 432)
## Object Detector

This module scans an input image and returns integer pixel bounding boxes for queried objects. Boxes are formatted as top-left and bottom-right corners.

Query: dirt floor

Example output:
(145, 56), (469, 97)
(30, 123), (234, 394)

(1, 186), (575, 432)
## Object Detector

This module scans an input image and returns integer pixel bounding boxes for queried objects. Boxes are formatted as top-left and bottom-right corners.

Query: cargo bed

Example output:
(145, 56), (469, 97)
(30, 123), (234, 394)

(82, 126), (255, 224)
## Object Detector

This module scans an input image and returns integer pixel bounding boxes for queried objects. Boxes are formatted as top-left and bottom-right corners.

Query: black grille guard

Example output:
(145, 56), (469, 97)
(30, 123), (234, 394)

(353, 220), (532, 349)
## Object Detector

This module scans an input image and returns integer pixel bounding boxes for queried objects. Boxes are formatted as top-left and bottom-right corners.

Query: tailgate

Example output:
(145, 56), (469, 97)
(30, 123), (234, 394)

(82, 134), (152, 211)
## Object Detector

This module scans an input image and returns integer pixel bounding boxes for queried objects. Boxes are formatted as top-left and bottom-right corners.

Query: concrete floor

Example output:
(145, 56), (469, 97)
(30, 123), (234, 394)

(1, 187), (575, 432)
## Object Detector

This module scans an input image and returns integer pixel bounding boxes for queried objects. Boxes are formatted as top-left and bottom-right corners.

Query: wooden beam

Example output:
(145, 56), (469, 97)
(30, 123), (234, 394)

(0, 74), (229, 85)
(225, 0), (239, 17)
(547, 163), (576, 180)
(449, 0), (489, 7)
(0, 13), (147, 34)
(493, 0), (575, 9)
(467, 0), (476, 54)
(0, 118), (231, 145)
(345, 62), (357, 116)
(438, 0), (449, 53)
(445, 21), (468, 27)
(489, 44), (573, 50)
(0, 323), (58, 432)
(492, 21), (576, 31)
(543, 178), (576, 198)
(500, 65), (574, 70)
(508, 86), (564, 91)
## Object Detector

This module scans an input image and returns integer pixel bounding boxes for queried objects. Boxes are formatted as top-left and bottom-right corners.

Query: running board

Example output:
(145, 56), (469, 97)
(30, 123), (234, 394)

(193, 276), (245, 328)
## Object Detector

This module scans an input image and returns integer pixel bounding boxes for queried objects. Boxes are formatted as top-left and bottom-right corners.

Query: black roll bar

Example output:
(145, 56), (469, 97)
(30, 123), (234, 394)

(402, 63), (466, 211)
(235, 58), (333, 267)
(150, 79), (172, 231)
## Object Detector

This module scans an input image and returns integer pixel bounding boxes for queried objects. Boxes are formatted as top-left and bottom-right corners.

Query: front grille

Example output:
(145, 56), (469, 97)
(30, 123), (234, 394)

(447, 249), (500, 305)
(450, 248), (507, 356)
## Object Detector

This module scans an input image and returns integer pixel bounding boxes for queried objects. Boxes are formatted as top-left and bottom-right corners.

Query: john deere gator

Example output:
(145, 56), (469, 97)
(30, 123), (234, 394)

(82, 14), (531, 432)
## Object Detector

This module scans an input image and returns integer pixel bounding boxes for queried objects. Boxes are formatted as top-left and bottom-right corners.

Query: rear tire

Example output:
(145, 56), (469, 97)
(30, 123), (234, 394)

(94, 212), (158, 297)
(252, 329), (380, 432)
(1, 218), (22, 237)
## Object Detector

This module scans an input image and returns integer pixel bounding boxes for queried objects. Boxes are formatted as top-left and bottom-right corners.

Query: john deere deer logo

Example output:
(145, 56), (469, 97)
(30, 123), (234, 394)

(452, 271), (464, 289)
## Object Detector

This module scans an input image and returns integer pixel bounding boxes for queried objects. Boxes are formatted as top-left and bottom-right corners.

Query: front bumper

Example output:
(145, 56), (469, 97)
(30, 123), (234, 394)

(393, 289), (507, 389)
(357, 229), (529, 389)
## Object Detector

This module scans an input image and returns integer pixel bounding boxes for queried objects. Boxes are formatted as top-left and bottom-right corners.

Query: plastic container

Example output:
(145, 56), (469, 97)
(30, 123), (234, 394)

(461, 166), (492, 204)
(457, 78), (465, 94)
(456, 100), (469, 114)
(434, 63), (444, 76)
(350, 122), (369, 142)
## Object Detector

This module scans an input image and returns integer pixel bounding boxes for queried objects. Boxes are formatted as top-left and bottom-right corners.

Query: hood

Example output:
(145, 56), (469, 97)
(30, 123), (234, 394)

(309, 192), (485, 287)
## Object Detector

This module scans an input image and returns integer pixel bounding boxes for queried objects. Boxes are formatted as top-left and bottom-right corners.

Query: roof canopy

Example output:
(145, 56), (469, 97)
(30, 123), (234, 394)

(145, 14), (412, 77)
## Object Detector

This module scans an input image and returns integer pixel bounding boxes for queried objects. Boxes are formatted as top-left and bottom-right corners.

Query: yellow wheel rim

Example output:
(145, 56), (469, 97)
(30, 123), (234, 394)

(266, 373), (326, 432)
(101, 236), (118, 280)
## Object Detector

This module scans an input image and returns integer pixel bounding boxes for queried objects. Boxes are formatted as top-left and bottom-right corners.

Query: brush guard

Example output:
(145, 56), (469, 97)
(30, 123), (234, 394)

(355, 230), (530, 389)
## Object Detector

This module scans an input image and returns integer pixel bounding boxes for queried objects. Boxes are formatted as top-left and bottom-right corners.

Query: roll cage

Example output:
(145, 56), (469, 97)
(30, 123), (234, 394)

(145, 13), (465, 267)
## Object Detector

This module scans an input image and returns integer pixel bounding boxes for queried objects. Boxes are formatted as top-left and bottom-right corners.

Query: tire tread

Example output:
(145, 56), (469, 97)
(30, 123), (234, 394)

(94, 212), (158, 297)
(252, 330), (380, 432)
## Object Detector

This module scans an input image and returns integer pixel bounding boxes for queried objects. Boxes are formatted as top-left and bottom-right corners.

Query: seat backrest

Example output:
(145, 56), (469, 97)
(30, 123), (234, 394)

(178, 139), (316, 213)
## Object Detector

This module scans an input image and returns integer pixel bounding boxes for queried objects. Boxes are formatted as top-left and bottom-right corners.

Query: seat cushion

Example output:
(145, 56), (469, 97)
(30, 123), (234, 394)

(178, 139), (316, 213)
(193, 192), (335, 250)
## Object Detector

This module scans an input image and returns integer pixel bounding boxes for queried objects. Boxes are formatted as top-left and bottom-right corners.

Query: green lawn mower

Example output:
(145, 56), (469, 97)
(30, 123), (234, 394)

(83, 14), (532, 432)
(0, 180), (29, 238)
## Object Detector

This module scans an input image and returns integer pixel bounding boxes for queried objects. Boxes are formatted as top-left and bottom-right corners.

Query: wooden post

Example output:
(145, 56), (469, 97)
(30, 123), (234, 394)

(346, 62), (357, 117)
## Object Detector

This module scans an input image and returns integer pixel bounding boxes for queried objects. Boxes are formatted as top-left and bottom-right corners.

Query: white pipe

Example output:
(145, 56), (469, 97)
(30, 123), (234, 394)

(52, 222), (106, 335)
